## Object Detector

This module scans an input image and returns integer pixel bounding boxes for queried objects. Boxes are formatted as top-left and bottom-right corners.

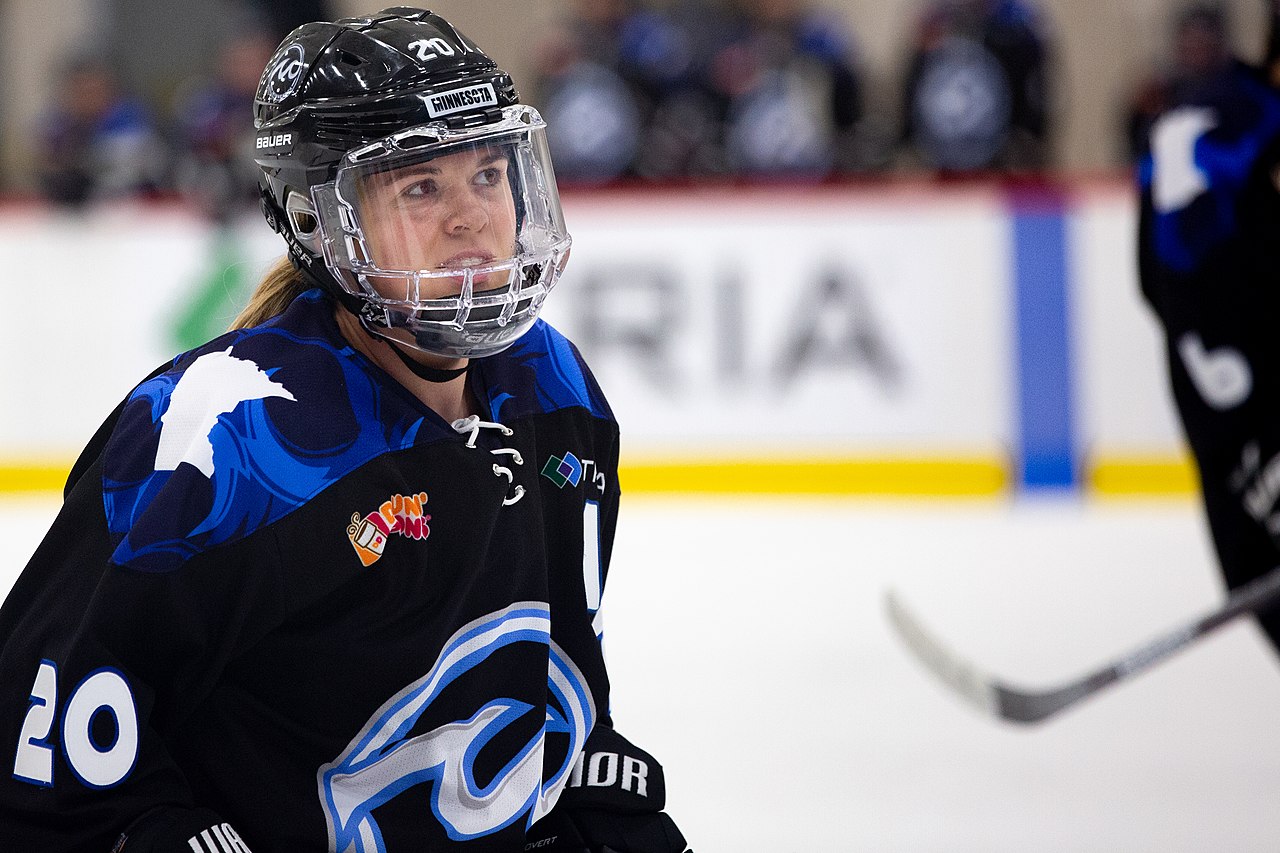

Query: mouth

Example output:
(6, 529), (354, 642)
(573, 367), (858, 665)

(439, 252), (496, 269)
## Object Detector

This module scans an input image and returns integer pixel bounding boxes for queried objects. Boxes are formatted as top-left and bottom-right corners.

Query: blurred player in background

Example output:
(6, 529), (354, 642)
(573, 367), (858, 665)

(35, 55), (167, 205)
(171, 25), (278, 221)
(900, 0), (1053, 172)
(534, 0), (869, 183)
(1124, 2), (1234, 163)
(1138, 0), (1280, 652)
(715, 0), (868, 178)
(0, 8), (689, 852)
(534, 0), (736, 183)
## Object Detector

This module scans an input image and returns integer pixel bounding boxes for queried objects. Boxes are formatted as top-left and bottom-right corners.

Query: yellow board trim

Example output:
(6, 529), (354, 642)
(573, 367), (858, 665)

(619, 457), (1009, 496)
(0, 455), (1198, 498)
(1087, 453), (1197, 497)
(0, 463), (69, 495)
(0, 457), (1008, 497)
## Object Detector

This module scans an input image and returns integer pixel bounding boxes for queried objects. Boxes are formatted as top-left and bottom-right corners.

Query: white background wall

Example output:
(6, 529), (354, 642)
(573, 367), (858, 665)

(0, 180), (1184, 481)
(1069, 183), (1185, 458)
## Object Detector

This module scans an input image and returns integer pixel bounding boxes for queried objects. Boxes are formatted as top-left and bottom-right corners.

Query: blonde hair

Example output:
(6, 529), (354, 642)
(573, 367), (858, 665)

(231, 256), (311, 331)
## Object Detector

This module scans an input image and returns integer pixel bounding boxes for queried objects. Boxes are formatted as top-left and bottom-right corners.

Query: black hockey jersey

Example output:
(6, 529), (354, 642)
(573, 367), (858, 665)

(0, 290), (638, 850)
(1137, 60), (1280, 650)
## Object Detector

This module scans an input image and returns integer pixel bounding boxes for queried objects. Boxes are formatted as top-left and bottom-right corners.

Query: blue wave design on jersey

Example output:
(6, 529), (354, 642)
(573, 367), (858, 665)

(1139, 63), (1280, 273)
(102, 294), (612, 572)
(486, 320), (612, 422)
(103, 293), (429, 572)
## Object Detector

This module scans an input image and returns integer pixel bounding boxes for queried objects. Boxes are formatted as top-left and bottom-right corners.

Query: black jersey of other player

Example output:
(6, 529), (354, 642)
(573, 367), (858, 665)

(1138, 59), (1280, 653)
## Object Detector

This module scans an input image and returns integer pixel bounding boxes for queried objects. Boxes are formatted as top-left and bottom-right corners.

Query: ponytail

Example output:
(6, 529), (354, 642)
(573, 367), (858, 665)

(230, 256), (310, 331)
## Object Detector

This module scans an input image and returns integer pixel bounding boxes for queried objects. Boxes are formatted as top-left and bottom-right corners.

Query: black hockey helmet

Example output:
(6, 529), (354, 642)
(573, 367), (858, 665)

(253, 7), (571, 359)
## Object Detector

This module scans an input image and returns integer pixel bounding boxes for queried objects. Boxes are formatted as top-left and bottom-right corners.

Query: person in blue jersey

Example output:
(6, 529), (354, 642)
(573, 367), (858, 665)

(900, 0), (1053, 171)
(0, 9), (690, 853)
(1138, 0), (1280, 654)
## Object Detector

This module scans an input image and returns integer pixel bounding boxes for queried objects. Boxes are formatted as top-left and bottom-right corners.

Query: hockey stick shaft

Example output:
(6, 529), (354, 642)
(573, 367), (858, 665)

(1106, 563), (1280, 678)
(888, 563), (1280, 724)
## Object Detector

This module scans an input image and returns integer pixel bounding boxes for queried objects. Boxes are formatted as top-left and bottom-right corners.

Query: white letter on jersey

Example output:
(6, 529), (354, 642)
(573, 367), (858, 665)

(154, 348), (296, 478)
(13, 660), (58, 786)
(1178, 332), (1253, 410)
(1151, 107), (1217, 213)
(583, 500), (602, 614)
(14, 664), (139, 790)
(62, 669), (139, 788)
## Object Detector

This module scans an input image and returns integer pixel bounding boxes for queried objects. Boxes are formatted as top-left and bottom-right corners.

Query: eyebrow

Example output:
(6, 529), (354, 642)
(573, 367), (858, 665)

(387, 151), (509, 180)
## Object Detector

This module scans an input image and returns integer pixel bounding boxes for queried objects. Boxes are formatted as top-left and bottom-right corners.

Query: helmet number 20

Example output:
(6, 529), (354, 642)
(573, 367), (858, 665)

(408, 37), (456, 62)
(12, 660), (140, 789)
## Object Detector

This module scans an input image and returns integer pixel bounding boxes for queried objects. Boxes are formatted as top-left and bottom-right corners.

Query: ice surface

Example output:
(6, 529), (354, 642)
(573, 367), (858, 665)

(3, 494), (1278, 851)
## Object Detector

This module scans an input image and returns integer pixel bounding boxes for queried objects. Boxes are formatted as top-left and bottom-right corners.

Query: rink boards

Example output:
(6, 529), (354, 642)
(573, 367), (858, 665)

(0, 178), (1189, 496)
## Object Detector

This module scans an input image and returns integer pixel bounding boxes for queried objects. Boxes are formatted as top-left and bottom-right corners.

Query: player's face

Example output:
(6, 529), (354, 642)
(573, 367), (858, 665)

(356, 144), (519, 298)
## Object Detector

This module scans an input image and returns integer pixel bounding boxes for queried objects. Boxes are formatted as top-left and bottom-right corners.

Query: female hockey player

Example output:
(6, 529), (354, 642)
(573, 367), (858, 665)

(1138, 0), (1280, 655)
(0, 9), (689, 853)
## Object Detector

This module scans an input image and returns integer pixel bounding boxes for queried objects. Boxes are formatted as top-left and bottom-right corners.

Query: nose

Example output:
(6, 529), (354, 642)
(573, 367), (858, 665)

(442, 188), (489, 234)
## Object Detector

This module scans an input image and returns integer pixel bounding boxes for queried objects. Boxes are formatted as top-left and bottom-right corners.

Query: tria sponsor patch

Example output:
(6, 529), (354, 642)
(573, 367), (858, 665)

(347, 492), (430, 567)
(540, 452), (608, 493)
(541, 452), (583, 488)
(424, 83), (498, 118)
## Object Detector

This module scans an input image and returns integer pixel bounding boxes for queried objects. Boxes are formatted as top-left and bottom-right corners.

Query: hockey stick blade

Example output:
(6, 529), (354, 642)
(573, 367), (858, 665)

(886, 566), (1280, 725)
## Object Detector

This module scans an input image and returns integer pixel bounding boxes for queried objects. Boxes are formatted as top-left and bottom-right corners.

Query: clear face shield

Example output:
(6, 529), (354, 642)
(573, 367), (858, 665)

(311, 106), (572, 359)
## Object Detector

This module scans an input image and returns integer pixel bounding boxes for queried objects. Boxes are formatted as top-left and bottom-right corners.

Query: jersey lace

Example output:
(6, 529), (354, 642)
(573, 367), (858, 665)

(452, 415), (526, 506)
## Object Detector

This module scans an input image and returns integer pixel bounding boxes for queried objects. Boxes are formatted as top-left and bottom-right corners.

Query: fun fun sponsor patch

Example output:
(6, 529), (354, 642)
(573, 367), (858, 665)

(346, 492), (431, 566)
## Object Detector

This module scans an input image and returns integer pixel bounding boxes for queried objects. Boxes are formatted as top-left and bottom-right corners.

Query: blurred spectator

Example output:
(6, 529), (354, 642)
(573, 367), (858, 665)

(535, 0), (735, 183)
(629, 0), (741, 179)
(900, 0), (1053, 172)
(35, 56), (167, 206)
(711, 0), (870, 177)
(533, 0), (649, 183)
(1123, 2), (1232, 162)
(171, 27), (277, 220)
(535, 0), (871, 183)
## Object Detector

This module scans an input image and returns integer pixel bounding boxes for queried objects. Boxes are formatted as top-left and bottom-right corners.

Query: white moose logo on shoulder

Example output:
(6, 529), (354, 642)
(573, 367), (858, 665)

(154, 348), (296, 478)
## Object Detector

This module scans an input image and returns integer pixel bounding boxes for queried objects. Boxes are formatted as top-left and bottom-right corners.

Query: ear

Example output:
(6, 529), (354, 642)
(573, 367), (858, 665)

(285, 189), (322, 253)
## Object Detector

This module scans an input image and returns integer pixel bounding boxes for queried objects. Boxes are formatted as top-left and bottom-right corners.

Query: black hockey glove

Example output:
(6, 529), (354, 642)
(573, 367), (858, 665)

(111, 806), (253, 852)
(526, 726), (690, 853)
(526, 806), (689, 853)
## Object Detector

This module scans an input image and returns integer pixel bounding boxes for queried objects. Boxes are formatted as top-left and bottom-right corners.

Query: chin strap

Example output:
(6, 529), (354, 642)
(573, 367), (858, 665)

(284, 251), (469, 383)
(384, 339), (470, 383)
